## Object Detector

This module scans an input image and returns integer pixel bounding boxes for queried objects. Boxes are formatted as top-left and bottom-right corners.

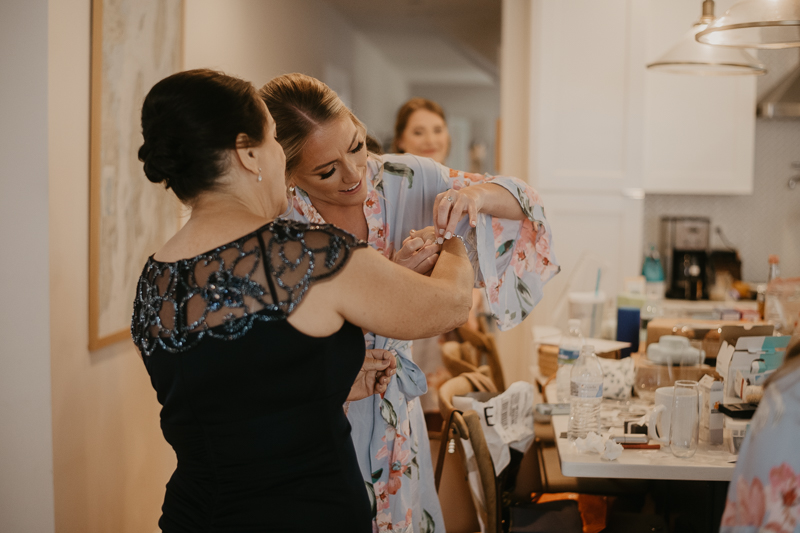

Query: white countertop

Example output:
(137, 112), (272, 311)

(551, 415), (737, 482)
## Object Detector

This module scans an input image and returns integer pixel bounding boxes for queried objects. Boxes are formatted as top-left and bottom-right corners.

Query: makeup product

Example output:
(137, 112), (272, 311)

(611, 434), (649, 444)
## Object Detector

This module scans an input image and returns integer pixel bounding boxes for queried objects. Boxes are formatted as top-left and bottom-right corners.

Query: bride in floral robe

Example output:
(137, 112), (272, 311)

(263, 72), (559, 533)
(287, 153), (558, 532)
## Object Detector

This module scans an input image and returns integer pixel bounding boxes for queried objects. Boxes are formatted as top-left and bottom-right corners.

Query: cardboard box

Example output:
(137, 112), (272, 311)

(645, 319), (771, 364)
(537, 337), (630, 377)
(716, 327), (788, 403)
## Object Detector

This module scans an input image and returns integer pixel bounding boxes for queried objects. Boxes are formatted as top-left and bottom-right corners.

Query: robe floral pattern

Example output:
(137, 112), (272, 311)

(720, 362), (800, 533)
(286, 153), (559, 533)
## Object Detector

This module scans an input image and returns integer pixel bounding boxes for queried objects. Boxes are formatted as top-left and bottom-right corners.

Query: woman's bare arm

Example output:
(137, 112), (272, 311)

(287, 238), (472, 340)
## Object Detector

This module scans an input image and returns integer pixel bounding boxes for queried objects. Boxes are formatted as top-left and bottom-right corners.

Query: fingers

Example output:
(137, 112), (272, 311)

(394, 237), (426, 264)
(408, 243), (439, 274)
(394, 235), (441, 273)
(467, 200), (478, 229)
(368, 349), (392, 362)
(360, 356), (390, 372)
(367, 350), (397, 378)
(416, 253), (439, 275)
(413, 226), (437, 244)
(435, 192), (454, 239)
(432, 194), (444, 237)
(386, 350), (397, 371)
(444, 195), (468, 238)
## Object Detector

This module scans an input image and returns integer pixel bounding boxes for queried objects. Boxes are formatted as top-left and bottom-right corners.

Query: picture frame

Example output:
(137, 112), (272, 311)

(88, 0), (185, 350)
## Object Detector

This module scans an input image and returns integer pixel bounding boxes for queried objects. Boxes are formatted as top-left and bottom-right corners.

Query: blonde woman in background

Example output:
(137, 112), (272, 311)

(390, 98), (450, 165)
(262, 74), (559, 533)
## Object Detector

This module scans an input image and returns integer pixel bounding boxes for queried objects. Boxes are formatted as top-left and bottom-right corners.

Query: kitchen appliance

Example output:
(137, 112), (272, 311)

(660, 216), (710, 300)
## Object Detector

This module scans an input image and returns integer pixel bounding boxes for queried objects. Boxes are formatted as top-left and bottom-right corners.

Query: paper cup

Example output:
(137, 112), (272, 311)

(568, 291), (606, 338)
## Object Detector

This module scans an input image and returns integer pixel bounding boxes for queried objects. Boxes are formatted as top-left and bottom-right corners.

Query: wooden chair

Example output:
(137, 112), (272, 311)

(436, 373), (583, 533)
(456, 326), (506, 391)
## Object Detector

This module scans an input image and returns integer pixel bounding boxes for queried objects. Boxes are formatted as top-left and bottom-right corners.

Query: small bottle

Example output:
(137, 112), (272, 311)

(568, 345), (604, 440)
(642, 244), (665, 300)
(768, 255), (780, 282)
(556, 319), (584, 403)
(765, 255), (783, 329)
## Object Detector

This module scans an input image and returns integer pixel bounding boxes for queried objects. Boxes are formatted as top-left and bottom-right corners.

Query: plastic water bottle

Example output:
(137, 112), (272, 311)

(556, 319), (584, 403)
(568, 345), (604, 440)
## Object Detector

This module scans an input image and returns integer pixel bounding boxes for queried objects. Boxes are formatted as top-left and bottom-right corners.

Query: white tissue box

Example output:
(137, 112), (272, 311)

(698, 374), (723, 433)
(723, 416), (750, 454)
(700, 426), (723, 445)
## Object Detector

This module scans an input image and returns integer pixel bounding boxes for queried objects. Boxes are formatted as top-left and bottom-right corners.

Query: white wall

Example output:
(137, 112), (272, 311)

(352, 32), (410, 145)
(184, 0), (409, 141)
(185, 0), (354, 85)
(47, 1), (176, 532)
(0, 0), (56, 531)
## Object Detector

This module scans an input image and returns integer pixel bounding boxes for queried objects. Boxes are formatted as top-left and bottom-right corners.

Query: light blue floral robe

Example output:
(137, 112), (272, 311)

(720, 360), (800, 533)
(286, 153), (559, 533)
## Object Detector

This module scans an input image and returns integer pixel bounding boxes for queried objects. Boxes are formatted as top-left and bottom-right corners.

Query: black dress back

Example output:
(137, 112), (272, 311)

(131, 219), (371, 532)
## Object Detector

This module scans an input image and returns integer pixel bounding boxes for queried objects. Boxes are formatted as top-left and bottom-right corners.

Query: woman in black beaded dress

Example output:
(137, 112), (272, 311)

(131, 69), (473, 533)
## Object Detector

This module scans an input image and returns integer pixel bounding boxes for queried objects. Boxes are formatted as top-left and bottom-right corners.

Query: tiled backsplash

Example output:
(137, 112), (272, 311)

(643, 50), (800, 283)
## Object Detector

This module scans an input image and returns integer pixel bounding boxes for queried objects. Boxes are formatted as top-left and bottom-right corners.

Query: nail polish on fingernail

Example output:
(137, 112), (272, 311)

(439, 229), (444, 235)
(471, 220), (477, 227)
(436, 237), (444, 245)
(444, 232), (452, 239)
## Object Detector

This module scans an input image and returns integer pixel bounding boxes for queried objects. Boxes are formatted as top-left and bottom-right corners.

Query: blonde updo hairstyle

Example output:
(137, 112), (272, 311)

(259, 73), (366, 185)
(390, 98), (448, 154)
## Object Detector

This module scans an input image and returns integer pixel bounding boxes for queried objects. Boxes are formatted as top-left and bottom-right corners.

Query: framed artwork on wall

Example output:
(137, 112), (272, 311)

(89, 0), (184, 350)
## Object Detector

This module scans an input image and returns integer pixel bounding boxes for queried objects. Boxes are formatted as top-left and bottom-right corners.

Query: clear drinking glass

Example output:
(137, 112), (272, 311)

(669, 380), (700, 458)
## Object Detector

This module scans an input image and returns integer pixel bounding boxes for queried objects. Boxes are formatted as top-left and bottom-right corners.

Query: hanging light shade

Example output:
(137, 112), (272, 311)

(648, 1), (766, 75)
(696, 0), (800, 49)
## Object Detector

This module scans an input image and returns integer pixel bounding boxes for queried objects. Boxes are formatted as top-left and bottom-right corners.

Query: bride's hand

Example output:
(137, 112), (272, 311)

(347, 349), (397, 401)
(392, 227), (441, 275)
(433, 187), (482, 242)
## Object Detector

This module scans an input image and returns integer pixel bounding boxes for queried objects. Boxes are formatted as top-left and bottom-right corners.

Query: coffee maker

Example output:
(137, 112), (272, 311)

(660, 217), (710, 300)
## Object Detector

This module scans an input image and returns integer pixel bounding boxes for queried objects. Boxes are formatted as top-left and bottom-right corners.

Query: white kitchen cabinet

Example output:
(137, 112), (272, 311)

(534, 0), (643, 193)
(530, 0), (756, 195)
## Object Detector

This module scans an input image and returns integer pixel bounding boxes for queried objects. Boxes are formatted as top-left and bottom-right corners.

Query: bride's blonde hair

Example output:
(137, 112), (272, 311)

(260, 73), (366, 184)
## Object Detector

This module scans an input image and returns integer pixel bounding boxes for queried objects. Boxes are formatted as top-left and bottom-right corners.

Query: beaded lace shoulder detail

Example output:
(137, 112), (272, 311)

(131, 219), (366, 356)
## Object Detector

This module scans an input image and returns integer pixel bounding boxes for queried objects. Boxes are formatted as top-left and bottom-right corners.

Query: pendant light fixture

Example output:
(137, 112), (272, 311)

(648, 0), (766, 75)
(696, 0), (800, 49)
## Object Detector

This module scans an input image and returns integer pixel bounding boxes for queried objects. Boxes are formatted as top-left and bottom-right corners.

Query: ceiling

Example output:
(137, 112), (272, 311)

(322, 0), (502, 85)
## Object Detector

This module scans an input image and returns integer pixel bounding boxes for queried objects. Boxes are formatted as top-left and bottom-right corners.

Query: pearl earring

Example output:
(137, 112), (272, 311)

(257, 167), (262, 182)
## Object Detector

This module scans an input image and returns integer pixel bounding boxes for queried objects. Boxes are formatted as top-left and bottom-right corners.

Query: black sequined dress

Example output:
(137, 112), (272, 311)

(131, 219), (370, 532)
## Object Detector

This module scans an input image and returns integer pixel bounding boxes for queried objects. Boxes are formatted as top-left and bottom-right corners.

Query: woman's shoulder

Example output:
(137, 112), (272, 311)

(131, 218), (367, 356)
